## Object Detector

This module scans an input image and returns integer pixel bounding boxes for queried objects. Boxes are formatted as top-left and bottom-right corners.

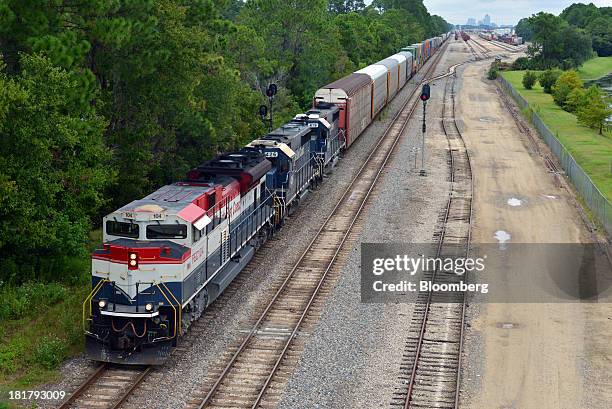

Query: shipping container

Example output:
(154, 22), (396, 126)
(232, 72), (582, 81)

(314, 73), (371, 147)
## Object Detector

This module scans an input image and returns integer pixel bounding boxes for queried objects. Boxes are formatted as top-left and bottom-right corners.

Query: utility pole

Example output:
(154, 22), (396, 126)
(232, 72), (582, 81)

(419, 84), (431, 176)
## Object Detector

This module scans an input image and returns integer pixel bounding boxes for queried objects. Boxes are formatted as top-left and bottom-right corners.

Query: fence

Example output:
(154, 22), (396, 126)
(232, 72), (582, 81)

(498, 75), (612, 236)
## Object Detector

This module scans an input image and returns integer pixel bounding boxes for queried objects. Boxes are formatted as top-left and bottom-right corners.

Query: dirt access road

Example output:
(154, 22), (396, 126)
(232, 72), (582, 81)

(456, 57), (612, 408)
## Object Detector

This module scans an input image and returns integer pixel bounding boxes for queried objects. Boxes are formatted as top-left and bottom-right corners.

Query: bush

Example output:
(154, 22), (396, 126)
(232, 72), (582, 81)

(522, 71), (537, 89)
(565, 88), (588, 113)
(552, 71), (583, 108)
(538, 69), (562, 93)
(487, 62), (499, 80)
(0, 339), (27, 375)
(512, 57), (530, 70)
(577, 86), (612, 135)
(33, 336), (67, 370)
(0, 282), (68, 321)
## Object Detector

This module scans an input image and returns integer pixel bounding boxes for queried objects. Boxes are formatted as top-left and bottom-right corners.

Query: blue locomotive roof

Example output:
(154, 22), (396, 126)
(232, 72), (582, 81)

(261, 120), (313, 152)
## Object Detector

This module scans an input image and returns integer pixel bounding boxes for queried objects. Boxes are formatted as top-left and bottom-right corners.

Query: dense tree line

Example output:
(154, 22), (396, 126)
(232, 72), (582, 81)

(0, 0), (450, 282)
(515, 3), (611, 69)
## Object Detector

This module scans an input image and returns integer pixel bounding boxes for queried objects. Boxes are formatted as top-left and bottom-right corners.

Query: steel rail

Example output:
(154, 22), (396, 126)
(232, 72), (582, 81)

(57, 364), (152, 409)
(403, 63), (474, 409)
(197, 41), (451, 409)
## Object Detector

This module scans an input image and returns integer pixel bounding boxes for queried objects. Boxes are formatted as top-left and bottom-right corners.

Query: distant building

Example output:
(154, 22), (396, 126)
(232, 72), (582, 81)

(478, 20), (483, 26)
(467, 17), (476, 26)
(484, 14), (491, 26)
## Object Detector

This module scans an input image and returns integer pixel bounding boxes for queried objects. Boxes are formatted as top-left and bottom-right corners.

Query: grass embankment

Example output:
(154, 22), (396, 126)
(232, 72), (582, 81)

(501, 70), (612, 202)
(0, 231), (101, 406)
(577, 56), (612, 80)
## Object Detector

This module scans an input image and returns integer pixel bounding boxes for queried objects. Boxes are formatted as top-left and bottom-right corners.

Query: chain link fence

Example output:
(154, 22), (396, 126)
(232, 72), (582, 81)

(498, 75), (611, 236)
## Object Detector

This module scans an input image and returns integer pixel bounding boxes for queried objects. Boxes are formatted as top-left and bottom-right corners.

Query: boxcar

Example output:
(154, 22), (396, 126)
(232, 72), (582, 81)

(375, 57), (400, 100)
(355, 65), (388, 119)
(314, 73), (371, 148)
(388, 54), (408, 89)
(398, 51), (414, 79)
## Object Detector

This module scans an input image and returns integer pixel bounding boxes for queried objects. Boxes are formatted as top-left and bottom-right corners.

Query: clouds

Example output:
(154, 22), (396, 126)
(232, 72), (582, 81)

(359, 0), (611, 26)
(423, 0), (611, 25)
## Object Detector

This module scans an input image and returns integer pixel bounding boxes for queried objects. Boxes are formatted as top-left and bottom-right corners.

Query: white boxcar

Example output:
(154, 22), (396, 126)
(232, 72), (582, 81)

(388, 54), (408, 90)
(375, 58), (400, 100)
(398, 51), (414, 79)
(355, 65), (388, 119)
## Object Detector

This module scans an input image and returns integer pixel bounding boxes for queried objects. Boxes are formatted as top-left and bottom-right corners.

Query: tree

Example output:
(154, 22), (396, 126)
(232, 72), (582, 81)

(560, 3), (612, 57)
(552, 70), (583, 108)
(538, 69), (561, 94)
(577, 86), (611, 135)
(328, 0), (365, 14)
(515, 17), (533, 42)
(522, 12), (592, 68)
(587, 16), (612, 56)
(565, 87), (588, 113)
(0, 55), (112, 280)
(522, 70), (537, 89)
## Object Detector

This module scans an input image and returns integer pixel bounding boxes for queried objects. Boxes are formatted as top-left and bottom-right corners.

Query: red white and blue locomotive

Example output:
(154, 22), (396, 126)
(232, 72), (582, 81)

(84, 33), (450, 365)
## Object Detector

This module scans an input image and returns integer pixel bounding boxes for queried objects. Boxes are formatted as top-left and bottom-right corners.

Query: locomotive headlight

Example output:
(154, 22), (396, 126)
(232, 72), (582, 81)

(128, 252), (139, 270)
(98, 300), (107, 309)
(145, 303), (153, 312)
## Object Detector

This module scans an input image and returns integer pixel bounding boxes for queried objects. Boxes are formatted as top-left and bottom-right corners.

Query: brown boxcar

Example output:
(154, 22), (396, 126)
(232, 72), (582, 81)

(314, 73), (372, 148)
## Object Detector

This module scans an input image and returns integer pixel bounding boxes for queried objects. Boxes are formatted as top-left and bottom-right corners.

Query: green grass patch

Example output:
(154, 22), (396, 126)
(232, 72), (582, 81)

(501, 70), (612, 202)
(577, 56), (612, 80)
(0, 278), (90, 404)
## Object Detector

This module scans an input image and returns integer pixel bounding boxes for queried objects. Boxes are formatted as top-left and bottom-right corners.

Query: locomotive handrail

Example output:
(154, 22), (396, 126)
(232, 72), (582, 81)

(82, 278), (110, 331)
(155, 282), (180, 338)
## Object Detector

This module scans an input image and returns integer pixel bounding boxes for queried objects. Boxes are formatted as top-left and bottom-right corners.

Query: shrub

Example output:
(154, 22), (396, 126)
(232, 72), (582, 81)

(552, 71), (583, 108)
(565, 88), (588, 113)
(538, 69), (561, 93)
(0, 282), (68, 321)
(0, 339), (27, 375)
(33, 336), (67, 370)
(522, 71), (537, 89)
(487, 62), (499, 80)
(512, 57), (530, 70)
(577, 86), (612, 135)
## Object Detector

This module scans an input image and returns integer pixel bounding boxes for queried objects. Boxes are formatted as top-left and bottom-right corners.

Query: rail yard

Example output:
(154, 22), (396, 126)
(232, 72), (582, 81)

(3, 17), (611, 409)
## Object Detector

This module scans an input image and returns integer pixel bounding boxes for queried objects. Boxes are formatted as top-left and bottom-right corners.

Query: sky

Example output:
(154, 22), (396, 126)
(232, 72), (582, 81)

(423, 0), (612, 26)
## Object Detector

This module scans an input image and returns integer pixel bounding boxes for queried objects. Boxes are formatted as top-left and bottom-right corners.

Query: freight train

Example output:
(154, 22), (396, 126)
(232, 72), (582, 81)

(478, 31), (523, 45)
(84, 32), (451, 365)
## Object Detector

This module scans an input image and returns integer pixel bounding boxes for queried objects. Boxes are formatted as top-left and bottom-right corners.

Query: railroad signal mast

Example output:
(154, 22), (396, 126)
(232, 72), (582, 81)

(265, 83), (277, 132)
(420, 83), (430, 176)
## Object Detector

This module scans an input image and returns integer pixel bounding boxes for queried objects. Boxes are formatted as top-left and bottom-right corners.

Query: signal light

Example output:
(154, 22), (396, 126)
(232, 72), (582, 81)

(420, 84), (431, 101)
(128, 252), (138, 270)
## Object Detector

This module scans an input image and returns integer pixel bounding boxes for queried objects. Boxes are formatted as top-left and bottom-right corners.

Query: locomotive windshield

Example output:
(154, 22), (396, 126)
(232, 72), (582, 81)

(106, 221), (139, 238)
(146, 224), (187, 239)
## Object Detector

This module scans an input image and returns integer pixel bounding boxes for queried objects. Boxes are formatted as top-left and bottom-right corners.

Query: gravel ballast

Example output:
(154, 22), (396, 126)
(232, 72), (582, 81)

(37, 40), (466, 409)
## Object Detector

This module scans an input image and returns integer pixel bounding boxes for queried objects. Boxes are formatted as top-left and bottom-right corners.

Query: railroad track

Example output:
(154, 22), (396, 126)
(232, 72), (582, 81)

(57, 364), (152, 409)
(469, 38), (492, 59)
(391, 62), (473, 409)
(186, 43), (451, 409)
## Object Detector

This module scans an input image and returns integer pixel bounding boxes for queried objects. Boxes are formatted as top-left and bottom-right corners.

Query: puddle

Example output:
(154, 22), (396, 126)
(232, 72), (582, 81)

(542, 194), (557, 199)
(496, 322), (519, 329)
(494, 230), (511, 249)
(507, 197), (523, 207)
(479, 116), (498, 123)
